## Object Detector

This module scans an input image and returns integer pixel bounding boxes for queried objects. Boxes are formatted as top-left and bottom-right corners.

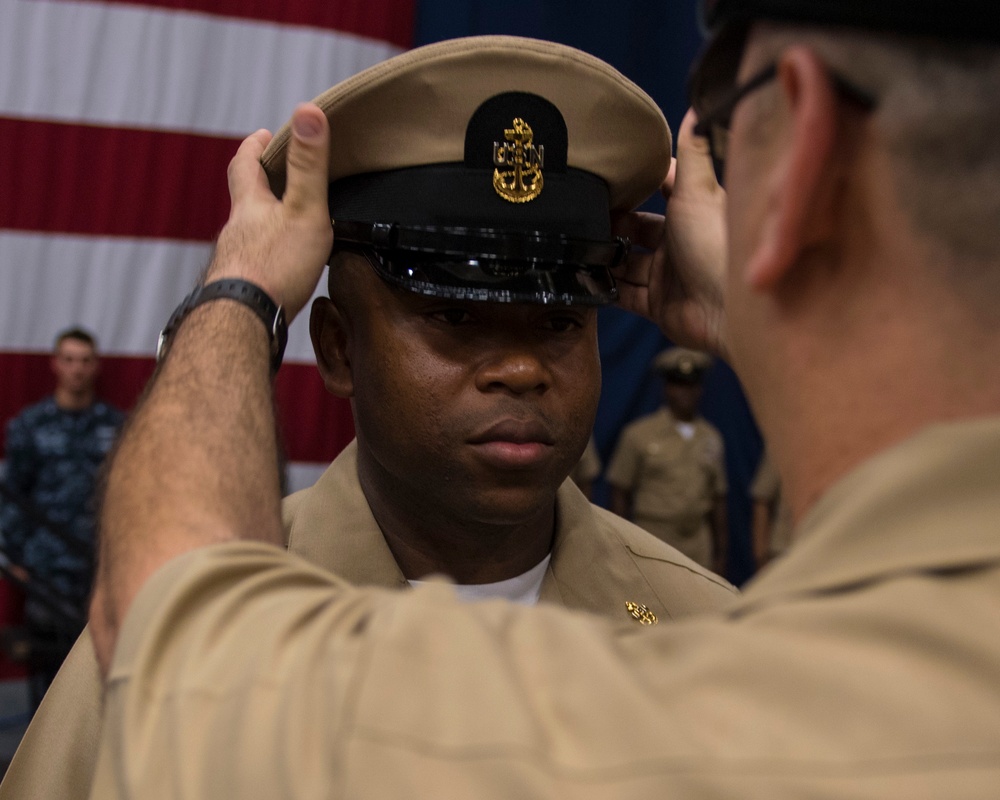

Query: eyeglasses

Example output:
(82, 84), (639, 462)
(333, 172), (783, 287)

(692, 62), (877, 177)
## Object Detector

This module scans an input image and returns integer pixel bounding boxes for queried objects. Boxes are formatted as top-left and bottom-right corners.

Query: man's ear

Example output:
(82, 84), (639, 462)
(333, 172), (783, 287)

(746, 46), (845, 290)
(310, 296), (354, 398)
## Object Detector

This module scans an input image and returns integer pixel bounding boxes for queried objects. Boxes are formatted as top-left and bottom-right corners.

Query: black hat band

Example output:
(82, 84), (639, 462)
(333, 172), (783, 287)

(327, 164), (612, 241)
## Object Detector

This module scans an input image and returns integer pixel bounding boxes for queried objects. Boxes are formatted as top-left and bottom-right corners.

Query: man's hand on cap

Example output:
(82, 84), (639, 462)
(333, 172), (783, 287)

(612, 109), (729, 360)
(207, 103), (333, 322)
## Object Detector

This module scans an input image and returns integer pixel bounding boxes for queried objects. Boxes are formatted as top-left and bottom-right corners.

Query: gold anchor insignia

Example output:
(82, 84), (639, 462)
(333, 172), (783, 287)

(626, 601), (658, 626)
(492, 118), (544, 203)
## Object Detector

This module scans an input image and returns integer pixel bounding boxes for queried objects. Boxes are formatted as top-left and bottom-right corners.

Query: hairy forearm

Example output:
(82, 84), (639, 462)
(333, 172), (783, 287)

(92, 296), (284, 669)
(89, 104), (333, 673)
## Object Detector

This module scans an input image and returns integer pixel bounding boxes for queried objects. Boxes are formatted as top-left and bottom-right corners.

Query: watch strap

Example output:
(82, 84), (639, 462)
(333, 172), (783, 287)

(156, 279), (287, 374)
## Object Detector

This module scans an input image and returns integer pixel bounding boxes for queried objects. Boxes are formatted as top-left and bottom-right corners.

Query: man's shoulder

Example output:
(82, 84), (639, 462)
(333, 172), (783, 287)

(619, 409), (668, 440)
(6, 397), (56, 430)
(589, 503), (738, 608)
(281, 444), (359, 535)
(90, 401), (126, 425)
(691, 418), (725, 466)
(278, 442), (406, 587)
(695, 416), (724, 441)
(281, 485), (309, 534)
(5, 398), (123, 438)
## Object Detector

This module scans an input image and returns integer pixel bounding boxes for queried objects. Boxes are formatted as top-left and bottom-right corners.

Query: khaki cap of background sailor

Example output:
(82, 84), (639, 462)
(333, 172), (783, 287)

(653, 347), (713, 383)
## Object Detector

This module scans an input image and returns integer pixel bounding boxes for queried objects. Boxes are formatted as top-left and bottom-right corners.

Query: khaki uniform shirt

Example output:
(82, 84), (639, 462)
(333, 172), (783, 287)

(91, 418), (1000, 798)
(606, 409), (726, 565)
(1, 441), (734, 800)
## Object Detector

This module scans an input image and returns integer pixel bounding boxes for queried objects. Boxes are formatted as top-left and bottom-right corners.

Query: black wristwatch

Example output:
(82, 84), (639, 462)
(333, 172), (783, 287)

(156, 279), (288, 374)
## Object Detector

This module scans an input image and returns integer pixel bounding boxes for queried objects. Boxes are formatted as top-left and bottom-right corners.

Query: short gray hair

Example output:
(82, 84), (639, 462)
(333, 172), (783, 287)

(748, 23), (1000, 315)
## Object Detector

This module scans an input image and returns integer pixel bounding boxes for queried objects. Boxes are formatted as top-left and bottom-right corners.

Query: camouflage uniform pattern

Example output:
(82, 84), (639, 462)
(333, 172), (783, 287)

(1, 397), (124, 617)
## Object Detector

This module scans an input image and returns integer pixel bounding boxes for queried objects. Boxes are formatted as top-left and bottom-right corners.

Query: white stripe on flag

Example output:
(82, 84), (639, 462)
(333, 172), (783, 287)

(0, 231), (326, 363)
(0, 0), (402, 136)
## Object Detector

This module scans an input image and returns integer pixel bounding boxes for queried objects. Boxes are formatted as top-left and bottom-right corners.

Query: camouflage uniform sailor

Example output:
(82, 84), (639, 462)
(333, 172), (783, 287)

(0, 328), (123, 706)
(1, 397), (123, 610)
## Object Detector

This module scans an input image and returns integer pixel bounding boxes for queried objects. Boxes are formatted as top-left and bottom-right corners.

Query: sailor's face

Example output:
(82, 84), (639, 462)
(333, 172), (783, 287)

(325, 255), (600, 526)
(52, 338), (99, 396)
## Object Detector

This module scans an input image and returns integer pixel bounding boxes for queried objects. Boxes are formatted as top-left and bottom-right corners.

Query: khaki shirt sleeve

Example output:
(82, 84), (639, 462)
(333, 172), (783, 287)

(0, 631), (103, 800)
(90, 541), (1000, 798)
(89, 542), (391, 799)
(705, 427), (727, 496)
(750, 452), (780, 502)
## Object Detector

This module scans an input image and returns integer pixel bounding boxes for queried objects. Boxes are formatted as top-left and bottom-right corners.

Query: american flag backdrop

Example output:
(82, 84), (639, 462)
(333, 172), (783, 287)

(0, 0), (417, 491)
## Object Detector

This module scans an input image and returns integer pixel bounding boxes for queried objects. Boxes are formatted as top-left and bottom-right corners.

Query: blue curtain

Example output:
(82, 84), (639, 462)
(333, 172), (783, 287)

(414, 0), (763, 585)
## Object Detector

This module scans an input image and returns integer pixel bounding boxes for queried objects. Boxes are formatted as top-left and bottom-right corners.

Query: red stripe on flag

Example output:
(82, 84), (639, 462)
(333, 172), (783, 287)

(0, 578), (27, 679)
(68, 0), (415, 49)
(0, 118), (238, 241)
(0, 352), (353, 465)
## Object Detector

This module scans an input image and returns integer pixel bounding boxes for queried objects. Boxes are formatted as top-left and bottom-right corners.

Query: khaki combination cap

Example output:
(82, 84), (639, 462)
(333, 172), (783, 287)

(261, 36), (672, 306)
(653, 347), (713, 383)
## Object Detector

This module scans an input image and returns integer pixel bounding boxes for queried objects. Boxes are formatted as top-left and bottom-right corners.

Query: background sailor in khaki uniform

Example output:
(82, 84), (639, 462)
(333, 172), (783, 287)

(0, 36), (736, 800)
(606, 347), (728, 572)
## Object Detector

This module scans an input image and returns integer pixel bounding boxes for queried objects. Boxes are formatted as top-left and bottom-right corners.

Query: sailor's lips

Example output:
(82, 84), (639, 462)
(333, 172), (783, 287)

(468, 420), (555, 468)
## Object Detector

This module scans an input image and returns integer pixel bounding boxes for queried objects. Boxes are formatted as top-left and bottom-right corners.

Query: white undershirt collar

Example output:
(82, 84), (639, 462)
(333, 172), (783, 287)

(408, 553), (551, 606)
